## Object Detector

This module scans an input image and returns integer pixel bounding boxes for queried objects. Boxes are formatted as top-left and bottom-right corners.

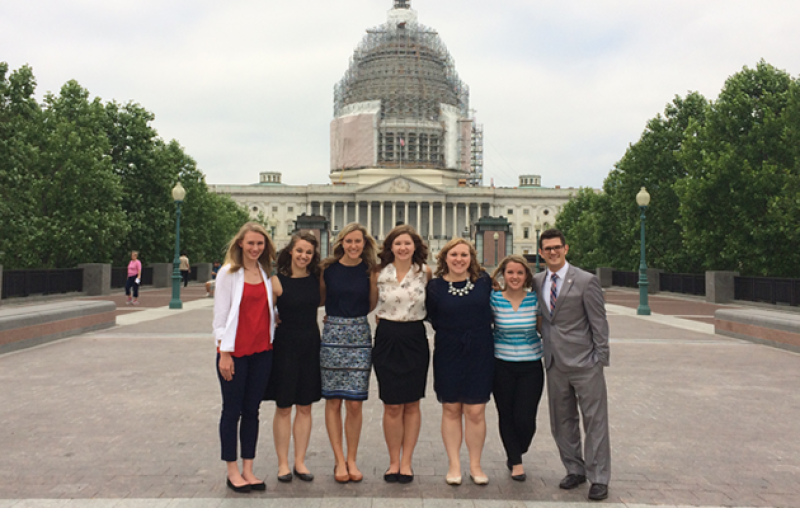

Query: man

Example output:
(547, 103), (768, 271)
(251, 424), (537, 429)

(179, 253), (190, 288)
(205, 260), (221, 297)
(533, 229), (611, 501)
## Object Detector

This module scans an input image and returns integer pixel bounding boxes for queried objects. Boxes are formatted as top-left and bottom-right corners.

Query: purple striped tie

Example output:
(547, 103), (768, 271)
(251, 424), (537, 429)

(550, 273), (559, 316)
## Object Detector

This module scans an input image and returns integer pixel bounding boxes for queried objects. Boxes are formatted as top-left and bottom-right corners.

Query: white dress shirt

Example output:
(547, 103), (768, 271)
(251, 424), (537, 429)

(542, 261), (570, 312)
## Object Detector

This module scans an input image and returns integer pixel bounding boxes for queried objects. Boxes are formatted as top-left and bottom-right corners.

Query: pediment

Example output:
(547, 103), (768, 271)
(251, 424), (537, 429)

(358, 176), (445, 195)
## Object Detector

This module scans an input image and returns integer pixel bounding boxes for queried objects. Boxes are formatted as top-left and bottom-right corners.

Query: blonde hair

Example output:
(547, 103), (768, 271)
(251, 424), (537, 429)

(320, 222), (377, 273)
(434, 237), (482, 283)
(223, 222), (276, 272)
(491, 255), (534, 291)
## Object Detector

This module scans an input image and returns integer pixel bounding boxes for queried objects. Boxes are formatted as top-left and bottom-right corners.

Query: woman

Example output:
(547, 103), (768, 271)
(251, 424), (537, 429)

(264, 233), (322, 483)
(371, 225), (432, 484)
(125, 250), (142, 306)
(319, 222), (378, 483)
(426, 238), (494, 486)
(212, 222), (277, 493)
(490, 255), (543, 482)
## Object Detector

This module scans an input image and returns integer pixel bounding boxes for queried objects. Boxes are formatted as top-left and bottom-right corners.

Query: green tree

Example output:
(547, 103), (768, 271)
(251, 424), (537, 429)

(0, 63), (40, 268)
(676, 61), (800, 276)
(554, 187), (612, 269)
(603, 92), (707, 273)
(31, 80), (129, 268)
(104, 101), (175, 265)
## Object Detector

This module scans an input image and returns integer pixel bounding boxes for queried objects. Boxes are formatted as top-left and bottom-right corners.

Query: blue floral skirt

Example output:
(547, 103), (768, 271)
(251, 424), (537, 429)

(320, 316), (372, 400)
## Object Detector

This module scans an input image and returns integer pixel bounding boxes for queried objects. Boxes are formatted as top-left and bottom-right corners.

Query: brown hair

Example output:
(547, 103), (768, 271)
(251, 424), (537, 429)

(491, 255), (534, 291)
(434, 237), (482, 283)
(377, 224), (428, 270)
(276, 233), (320, 277)
(320, 222), (377, 273)
(539, 228), (566, 249)
(223, 222), (276, 273)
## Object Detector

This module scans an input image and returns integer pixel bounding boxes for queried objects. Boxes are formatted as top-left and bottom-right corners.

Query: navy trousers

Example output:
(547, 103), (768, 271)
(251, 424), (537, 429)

(217, 350), (273, 462)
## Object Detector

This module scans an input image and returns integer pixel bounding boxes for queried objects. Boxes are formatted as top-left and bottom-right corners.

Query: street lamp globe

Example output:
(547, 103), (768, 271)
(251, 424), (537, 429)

(172, 182), (186, 202)
(636, 187), (650, 207)
(493, 232), (500, 241)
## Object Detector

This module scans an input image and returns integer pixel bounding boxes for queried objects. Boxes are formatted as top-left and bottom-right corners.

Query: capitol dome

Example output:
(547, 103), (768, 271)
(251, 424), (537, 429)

(330, 0), (478, 185)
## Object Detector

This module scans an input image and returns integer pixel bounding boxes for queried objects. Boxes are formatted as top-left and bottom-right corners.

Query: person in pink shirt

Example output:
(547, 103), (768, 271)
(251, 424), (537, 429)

(125, 250), (142, 306)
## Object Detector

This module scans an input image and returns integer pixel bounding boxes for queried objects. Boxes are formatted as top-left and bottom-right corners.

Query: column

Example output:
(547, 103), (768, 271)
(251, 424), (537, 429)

(404, 202), (409, 226)
(392, 201), (397, 230)
(428, 202), (434, 239)
(367, 202), (372, 236)
(379, 201), (385, 239)
(306, 201), (311, 215)
(415, 202), (421, 232)
(441, 203), (446, 239)
(453, 203), (459, 238)
(331, 201), (336, 231)
(355, 201), (360, 224)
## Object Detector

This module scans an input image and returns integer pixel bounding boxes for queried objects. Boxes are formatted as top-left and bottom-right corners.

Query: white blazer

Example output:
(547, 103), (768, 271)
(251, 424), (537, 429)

(213, 263), (276, 352)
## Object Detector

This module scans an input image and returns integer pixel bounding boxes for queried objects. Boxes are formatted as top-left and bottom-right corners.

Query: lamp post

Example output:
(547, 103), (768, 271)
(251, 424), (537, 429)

(169, 182), (186, 310)
(268, 216), (277, 239)
(534, 221), (542, 273)
(636, 186), (651, 316)
(493, 232), (500, 267)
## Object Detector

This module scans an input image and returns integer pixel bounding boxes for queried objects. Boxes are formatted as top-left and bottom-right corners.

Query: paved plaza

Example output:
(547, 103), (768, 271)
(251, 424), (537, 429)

(0, 286), (799, 507)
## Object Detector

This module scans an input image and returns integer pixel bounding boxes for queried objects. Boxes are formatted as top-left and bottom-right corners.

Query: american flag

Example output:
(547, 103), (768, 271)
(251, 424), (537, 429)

(399, 137), (405, 147)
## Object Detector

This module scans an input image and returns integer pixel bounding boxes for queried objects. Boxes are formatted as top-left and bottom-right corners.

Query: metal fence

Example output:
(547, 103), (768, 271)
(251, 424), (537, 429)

(735, 276), (800, 307)
(659, 272), (706, 296)
(1, 269), (83, 298)
(111, 267), (154, 288)
(611, 270), (639, 289)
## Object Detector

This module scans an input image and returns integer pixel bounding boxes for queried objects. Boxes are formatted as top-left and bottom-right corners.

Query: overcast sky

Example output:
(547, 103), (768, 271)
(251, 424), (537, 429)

(2, 0), (798, 189)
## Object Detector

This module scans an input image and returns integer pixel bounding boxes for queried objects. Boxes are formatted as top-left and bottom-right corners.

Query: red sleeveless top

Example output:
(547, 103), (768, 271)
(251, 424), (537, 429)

(233, 282), (272, 357)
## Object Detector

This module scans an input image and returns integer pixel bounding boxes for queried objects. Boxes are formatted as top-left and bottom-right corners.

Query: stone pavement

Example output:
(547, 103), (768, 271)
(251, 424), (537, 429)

(1, 287), (799, 507)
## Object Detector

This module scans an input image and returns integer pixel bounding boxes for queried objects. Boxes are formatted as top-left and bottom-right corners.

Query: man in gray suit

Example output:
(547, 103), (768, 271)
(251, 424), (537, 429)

(534, 229), (610, 501)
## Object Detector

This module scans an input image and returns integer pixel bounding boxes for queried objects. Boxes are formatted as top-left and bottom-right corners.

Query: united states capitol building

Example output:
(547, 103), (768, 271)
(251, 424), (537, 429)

(210, 1), (576, 258)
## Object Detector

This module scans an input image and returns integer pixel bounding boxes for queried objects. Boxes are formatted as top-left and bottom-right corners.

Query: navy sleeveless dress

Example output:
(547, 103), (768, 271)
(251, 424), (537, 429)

(426, 273), (494, 404)
(264, 273), (322, 407)
(320, 261), (372, 400)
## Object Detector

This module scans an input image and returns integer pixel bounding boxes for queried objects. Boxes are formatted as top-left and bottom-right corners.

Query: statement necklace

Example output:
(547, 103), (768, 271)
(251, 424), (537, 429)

(447, 279), (475, 297)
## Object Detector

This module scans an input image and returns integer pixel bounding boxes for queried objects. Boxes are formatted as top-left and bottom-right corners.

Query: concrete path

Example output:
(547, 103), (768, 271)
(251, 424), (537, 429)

(1, 288), (798, 507)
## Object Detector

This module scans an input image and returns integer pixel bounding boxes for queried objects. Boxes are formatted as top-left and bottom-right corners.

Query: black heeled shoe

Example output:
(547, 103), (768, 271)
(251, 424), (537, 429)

(293, 467), (314, 482)
(398, 469), (414, 484)
(226, 478), (252, 493)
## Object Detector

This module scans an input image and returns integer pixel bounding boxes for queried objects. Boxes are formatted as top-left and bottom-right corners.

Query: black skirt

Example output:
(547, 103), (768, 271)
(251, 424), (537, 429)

(372, 320), (430, 404)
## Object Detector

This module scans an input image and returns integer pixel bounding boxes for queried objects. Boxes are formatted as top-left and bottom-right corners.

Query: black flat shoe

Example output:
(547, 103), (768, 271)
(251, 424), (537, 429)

(384, 470), (399, 483)
(293, 467), (314, 482)
(277, 472), (293, 483)
(559, 474), (587, 490)
(398, 470), (414, 484)
(588, 483), (609, 501)
(511, 472), (527, 482)
(226, 478), (252, 493)
(249, 481), (266, 491)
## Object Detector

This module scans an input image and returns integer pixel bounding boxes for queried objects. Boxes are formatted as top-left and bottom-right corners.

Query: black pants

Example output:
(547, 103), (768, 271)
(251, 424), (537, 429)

(124, 276), (139, 298)
(181, 270), (189, 287)
(492, 358), (544, 466)
(217, 350), (273, 462)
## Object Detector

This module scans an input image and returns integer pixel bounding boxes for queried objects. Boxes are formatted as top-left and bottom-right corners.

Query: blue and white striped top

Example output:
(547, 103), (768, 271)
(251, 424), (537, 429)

(491, 290), (542, 362)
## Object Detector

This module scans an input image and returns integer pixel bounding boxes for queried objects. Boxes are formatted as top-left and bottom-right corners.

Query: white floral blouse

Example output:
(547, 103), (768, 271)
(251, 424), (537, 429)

(375, 263), (428, 322)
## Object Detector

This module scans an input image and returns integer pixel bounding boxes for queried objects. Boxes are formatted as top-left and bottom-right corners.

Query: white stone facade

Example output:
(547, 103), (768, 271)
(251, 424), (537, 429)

(210, 174), (575, 256)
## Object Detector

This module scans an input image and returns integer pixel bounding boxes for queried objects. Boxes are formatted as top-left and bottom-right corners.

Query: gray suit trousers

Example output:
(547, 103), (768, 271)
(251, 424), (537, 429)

(547, 362), (611, 485)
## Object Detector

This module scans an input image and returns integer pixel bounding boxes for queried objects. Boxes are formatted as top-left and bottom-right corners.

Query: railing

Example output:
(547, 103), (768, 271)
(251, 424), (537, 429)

(611, 270), (638, 289)
(735, 276), (800, 306)
(660, 272), (706, 296)
(111, 266), (154, 288)
(1, 269), (83, 298)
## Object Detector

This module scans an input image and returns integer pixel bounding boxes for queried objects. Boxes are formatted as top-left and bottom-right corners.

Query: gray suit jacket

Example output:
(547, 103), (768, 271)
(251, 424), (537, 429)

(534, 264), (609, 371)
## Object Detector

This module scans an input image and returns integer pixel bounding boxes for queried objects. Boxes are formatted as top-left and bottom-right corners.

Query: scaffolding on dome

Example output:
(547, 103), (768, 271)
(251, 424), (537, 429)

(331, 1), (475, 177)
